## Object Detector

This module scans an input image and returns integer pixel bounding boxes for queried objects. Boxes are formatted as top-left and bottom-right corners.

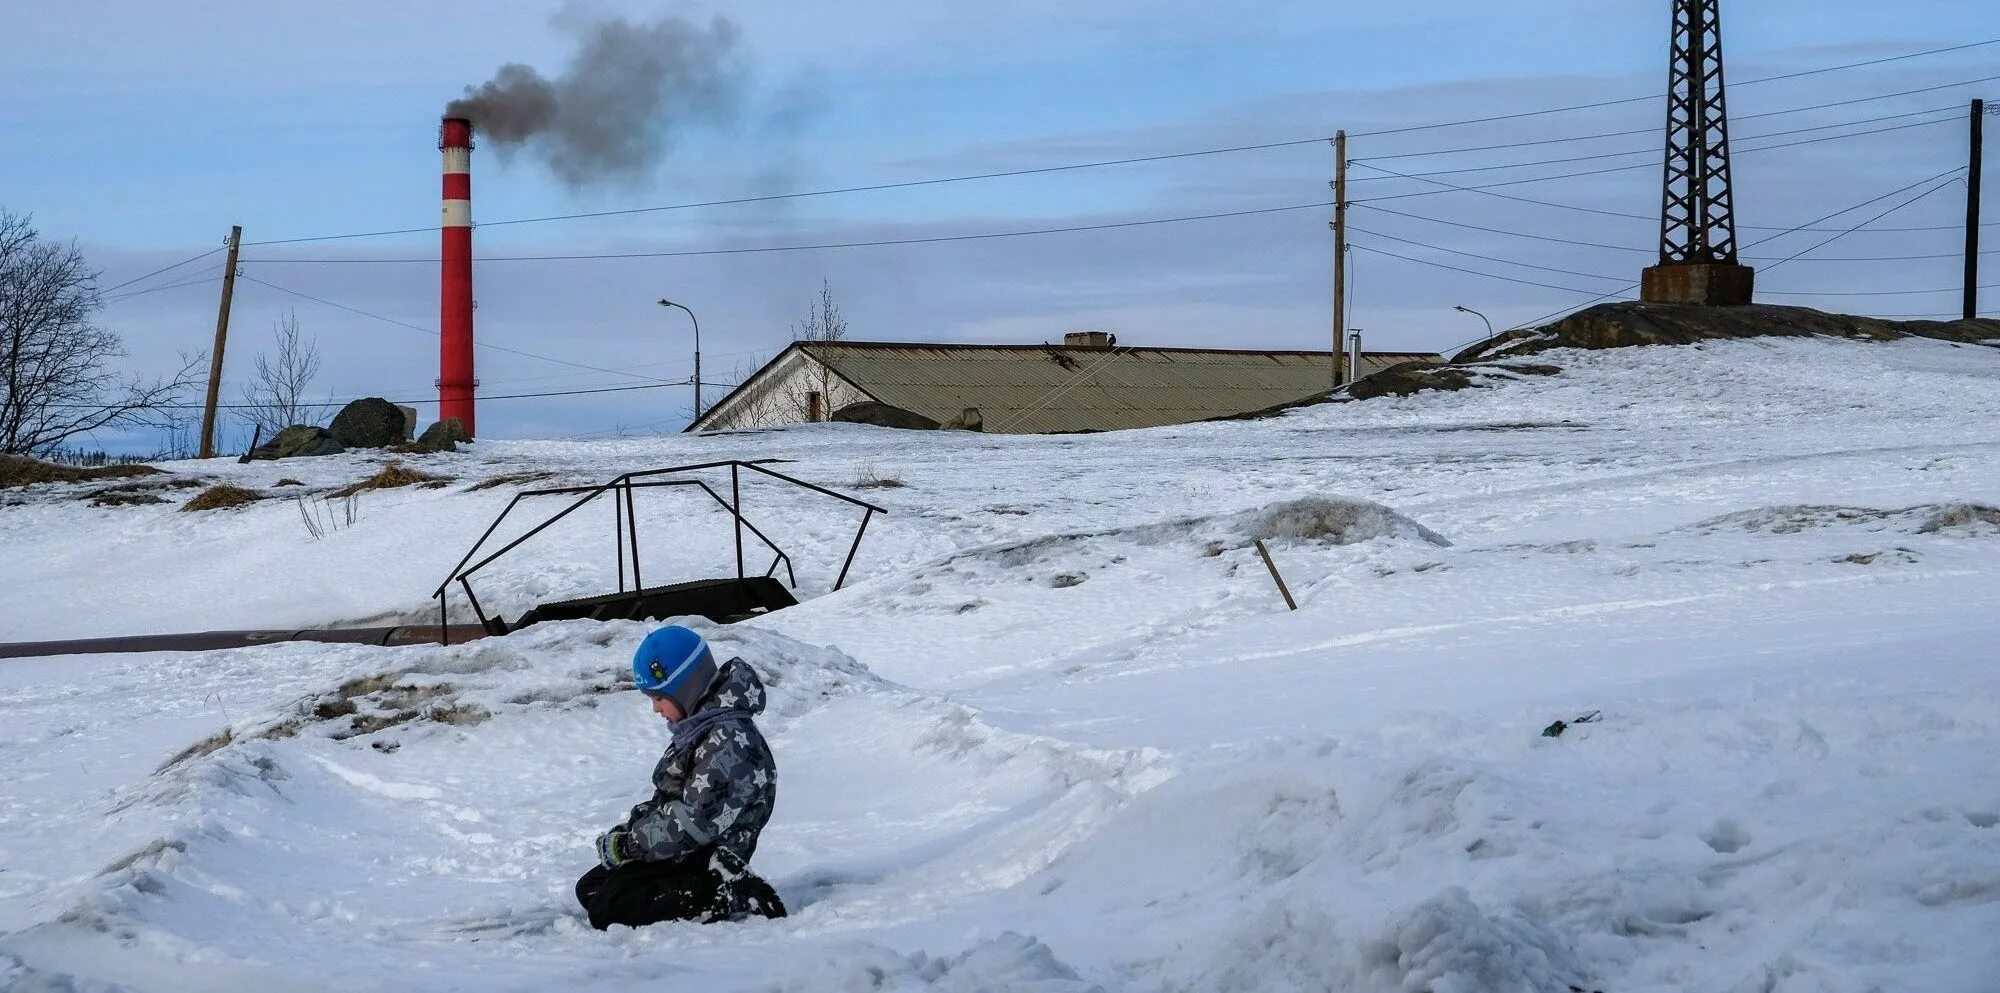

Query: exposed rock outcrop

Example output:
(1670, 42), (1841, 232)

(248, 425), (344, 460)
(1457, 302), (2000, 363)
(831, 402), (940, 430)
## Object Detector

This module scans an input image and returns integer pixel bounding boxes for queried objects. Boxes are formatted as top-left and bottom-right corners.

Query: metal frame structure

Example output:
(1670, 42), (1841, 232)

(1657, 0), (1741, 265)
(431, 460), (887, 643)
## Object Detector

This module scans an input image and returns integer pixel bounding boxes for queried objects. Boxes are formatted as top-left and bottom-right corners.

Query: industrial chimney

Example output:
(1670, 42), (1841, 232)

(439, 117), (476, 436)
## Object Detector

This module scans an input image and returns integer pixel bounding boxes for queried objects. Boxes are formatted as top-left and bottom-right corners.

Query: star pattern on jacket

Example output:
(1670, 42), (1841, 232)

(624, 658), (778, 866)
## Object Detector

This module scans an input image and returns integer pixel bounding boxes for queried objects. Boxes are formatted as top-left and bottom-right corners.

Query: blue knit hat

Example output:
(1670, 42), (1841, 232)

(632, 625), (717, 716)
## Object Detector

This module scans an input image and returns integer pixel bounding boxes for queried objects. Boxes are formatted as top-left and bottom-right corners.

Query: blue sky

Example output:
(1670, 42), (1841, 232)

(5, 1), (1996, 445)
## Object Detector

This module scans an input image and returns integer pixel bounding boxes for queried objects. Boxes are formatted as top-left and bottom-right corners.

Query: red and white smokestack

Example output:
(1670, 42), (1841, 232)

(439, 117), (476, 436)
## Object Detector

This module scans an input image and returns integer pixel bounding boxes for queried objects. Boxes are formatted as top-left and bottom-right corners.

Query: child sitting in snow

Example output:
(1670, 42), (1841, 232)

(575, 625), (786, 928)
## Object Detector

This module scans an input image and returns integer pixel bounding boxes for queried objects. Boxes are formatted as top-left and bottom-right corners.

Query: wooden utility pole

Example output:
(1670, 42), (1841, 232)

(1331, 130), (1348, 389)
(198, 225), (243, 459)
(1967, 99), (1985, 321)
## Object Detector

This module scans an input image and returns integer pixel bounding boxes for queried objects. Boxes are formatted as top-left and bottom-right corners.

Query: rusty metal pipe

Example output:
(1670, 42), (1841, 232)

(0, 625), (495, 661)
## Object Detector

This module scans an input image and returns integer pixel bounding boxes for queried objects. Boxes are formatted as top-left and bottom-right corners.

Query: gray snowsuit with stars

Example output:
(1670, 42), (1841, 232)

(623, 658), (777, 866)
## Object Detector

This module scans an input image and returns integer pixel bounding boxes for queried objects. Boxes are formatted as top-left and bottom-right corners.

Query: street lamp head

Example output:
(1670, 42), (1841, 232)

(1453, 304), (1470, 313)
(657, 298), (675, 308)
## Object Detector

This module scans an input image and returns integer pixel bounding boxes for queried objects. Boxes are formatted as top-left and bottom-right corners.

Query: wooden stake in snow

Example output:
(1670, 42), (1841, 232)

(1254, 539), (1298, 611)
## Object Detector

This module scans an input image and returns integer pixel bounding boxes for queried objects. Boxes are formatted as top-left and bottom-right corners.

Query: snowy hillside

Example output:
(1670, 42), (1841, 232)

(4, 336), (1999, 992)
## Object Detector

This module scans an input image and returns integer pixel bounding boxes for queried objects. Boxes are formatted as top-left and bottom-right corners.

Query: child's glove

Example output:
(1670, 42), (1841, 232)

(595, 828), (639, 868)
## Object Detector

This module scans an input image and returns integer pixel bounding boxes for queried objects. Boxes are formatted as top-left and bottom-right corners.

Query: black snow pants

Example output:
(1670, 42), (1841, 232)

(574, 850), (786, 930)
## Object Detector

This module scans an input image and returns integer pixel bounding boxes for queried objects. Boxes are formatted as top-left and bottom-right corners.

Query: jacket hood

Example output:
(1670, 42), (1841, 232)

(691, 657), (767, 717)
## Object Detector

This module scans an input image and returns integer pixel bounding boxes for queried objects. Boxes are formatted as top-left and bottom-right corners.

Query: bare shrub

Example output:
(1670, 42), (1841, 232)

(716, 278), (855, 426)
(852, 469), (906, 490)
(237, 310), (329, 438)
(297, 492), (360, 539)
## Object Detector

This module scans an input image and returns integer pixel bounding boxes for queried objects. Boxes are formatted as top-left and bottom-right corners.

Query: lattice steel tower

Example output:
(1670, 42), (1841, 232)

(1641, 0), (1756, 305)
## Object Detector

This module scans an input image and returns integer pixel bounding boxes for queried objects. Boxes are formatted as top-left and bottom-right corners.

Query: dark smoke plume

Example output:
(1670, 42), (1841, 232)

(447, 7), (745, 188)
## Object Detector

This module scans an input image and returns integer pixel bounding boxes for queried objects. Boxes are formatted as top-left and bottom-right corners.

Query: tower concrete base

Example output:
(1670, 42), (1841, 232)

(1641, 262), (1756, 305)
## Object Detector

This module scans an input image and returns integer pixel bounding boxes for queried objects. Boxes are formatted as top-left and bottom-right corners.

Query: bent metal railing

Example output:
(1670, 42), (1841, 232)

(431, 460), (887, 644)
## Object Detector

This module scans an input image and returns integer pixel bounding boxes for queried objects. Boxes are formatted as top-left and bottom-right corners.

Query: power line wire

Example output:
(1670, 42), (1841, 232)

(1349, 242), (1610, 294)
(1357, 106), (1965, 183)
(101, 268), (222, 303)
(1351, 155), (1993, 232)
(241, 201), (1338, 265)
(235, 273), (674, 384)
(240, 43), (2000, 248)
(44, 380), (693, 412)
(99, 246), (225, 294)
(1353, 104), (1945, 163)
(240, 140), (1335, 248)
(1757, 177), (1967, 273)
(1355, 115), (1964, 204)
(1348, 42), (2000, 138)
(1451, 167), (1972, 351)
(1762, 282), (2000, 298)
(1352, 203), (1651, 252)
(1753, 248), (2000, 262)
(1354, 162), (1984, 262)
(366, 345), (775, 397)
(1355, 73), (2000, 163)
(1739, 166), (1968, 258)
(1345, 226), (1629, 281)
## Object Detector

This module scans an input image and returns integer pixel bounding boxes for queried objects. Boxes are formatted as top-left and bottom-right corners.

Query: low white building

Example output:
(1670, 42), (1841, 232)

(688, 332), (1439, 434)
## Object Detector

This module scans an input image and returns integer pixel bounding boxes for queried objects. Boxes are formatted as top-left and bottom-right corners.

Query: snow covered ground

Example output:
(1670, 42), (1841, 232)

(3, 336), (1999, 991)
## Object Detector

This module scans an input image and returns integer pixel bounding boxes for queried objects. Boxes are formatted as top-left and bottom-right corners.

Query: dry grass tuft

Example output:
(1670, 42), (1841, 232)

(182, 484), (264, 512)
(153, 729), (233, 774)
(466, 470), (556, 492)
(327, 461), (450, 498)
(0, 454), (162, 488)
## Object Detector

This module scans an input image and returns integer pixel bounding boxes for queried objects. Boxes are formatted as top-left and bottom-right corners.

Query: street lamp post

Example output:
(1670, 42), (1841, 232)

(1453, 304), (1494, 341)
(658, 298), (702, 421)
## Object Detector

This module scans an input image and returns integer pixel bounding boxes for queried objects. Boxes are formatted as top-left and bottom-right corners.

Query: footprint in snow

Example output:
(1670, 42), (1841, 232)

(1700, 817), (1752, 855)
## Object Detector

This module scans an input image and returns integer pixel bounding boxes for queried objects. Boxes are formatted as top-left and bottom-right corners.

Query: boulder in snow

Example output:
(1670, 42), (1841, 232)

(329, 397), (410, 448)
(411, 417), (470, 453)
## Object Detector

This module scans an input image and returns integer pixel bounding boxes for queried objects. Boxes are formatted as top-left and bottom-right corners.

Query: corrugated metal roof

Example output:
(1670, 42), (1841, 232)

(794, 343), (1438, 434)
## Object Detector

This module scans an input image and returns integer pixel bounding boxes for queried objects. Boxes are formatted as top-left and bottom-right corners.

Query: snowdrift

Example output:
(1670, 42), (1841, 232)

(6, 336), (2000, 990)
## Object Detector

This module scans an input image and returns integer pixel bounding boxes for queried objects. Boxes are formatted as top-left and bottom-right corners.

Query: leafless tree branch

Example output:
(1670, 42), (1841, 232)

(0, 210), (203, 455)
